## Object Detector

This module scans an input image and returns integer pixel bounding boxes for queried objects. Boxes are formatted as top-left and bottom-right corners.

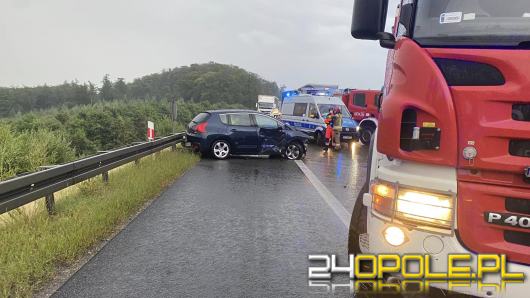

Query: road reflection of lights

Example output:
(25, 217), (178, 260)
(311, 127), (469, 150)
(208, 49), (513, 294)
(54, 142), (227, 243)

(350, 142), (357, 159)
(336, 152), (343, 178)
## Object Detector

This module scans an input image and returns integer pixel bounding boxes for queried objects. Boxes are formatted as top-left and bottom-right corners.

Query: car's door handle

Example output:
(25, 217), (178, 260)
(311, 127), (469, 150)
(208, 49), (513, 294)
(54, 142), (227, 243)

(230, 129), (237, 132)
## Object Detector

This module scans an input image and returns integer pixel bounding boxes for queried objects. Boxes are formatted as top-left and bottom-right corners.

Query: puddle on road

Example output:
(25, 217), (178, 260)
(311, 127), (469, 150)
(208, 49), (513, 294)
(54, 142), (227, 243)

(302, 143), (369, 212)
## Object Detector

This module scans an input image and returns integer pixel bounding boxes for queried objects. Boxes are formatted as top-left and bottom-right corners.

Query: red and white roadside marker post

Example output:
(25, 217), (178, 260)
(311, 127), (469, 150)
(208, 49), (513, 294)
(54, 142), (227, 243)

(147, 121), (155, 142)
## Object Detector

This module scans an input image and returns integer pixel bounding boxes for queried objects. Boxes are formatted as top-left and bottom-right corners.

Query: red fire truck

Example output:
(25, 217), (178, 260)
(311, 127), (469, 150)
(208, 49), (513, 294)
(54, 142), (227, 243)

(342, 89), (382, 145)
(348, 0), (530, 297)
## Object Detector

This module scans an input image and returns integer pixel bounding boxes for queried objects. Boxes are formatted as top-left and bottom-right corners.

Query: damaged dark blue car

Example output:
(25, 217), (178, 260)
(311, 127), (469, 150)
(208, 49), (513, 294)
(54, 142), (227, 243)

(185, 110), (309, 160)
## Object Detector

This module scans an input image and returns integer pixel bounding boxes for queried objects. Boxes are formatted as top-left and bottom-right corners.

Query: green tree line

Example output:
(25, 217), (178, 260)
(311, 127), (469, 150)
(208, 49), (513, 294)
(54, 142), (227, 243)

(0, 62), (279, 117)
(0, 99), (244, 180)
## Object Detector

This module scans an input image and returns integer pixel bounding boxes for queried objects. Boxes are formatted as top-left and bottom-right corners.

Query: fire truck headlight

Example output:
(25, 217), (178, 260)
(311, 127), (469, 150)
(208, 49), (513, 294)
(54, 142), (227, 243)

(383, 226), (406, 246)
(371, 181), (395, 217)
(370, 180), (454, 230)
(396, 189), (453, 229)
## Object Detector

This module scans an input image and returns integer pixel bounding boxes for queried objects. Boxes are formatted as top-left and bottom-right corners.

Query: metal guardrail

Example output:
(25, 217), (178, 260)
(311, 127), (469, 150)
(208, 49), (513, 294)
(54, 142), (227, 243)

(0, 133), (186, 215)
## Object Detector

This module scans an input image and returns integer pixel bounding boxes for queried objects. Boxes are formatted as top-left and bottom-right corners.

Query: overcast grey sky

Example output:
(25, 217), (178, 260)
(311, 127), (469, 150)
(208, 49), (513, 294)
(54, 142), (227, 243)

(0, 0), (400, 89)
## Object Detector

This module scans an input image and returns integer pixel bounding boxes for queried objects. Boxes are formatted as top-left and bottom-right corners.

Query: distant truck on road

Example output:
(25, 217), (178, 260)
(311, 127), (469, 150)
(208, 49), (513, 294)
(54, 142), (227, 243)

(341, 89), (382, 145)
(256, 95), (280, 116)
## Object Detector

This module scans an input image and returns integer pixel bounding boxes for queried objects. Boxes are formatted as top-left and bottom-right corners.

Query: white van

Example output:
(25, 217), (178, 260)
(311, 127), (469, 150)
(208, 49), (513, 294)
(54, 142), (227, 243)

(280, 95), (359, 145)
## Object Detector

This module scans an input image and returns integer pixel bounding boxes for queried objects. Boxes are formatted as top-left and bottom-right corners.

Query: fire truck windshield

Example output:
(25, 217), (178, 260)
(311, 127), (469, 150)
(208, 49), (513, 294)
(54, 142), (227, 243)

(413, 0), (530, 47)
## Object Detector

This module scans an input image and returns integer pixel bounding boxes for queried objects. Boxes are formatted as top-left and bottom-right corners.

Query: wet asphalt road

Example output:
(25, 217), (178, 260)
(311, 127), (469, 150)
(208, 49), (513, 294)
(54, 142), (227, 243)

(53, 143), (369, 297)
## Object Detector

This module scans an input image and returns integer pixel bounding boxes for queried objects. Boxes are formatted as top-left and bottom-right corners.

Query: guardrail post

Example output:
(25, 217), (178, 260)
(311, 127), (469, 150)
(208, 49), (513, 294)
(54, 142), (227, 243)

(45, 194), (55, 215)
(102, 171), (109, 183)
(171, 144), (177, 152)
(0, 132), (187, 216)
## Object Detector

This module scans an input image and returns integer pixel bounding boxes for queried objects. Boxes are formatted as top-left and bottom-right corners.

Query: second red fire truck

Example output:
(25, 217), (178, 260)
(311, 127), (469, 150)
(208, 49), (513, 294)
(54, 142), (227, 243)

(342, 89), (382, 145)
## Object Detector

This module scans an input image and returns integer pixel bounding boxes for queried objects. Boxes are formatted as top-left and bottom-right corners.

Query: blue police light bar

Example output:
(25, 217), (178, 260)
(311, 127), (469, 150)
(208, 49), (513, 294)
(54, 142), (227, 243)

(281, 90), (300, 100)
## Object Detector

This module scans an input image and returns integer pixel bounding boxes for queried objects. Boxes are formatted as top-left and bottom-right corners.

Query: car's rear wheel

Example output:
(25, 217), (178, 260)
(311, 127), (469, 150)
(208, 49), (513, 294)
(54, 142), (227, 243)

(285, 142), (303, 160)
(211, 140), (230, 160)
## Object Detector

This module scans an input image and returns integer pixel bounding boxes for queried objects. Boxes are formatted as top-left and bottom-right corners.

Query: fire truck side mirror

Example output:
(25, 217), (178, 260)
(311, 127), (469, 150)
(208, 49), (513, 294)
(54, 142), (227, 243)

(351, 0), (389, 40)
(379, 32), (396, 49)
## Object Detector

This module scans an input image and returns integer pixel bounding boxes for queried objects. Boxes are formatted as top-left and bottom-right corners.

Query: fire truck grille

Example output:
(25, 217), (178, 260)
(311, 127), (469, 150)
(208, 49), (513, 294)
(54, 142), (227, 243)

(513, 104), (530, 121)
(509, 140), (530, 158)
(458, 182), (530, 265)
(434, 58), (505, 86)
(505, 230), (530, 247)
(506, 198), (530, 215)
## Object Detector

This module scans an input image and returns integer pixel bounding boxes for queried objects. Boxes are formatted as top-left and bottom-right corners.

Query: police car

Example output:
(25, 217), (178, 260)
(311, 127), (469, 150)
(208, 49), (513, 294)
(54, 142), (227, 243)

(280, 95), (359, 146)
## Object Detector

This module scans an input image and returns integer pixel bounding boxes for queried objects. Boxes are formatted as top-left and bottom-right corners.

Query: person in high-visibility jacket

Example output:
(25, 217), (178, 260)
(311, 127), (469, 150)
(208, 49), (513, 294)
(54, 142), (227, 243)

(333, 107), (343, 150)
(323, 108), (335, 152)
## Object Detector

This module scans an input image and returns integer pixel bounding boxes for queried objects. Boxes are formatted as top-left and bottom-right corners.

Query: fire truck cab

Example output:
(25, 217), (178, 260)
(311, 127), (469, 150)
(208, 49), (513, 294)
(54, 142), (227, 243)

(342, 89), (382, 145)
(348, 0), (530, 297)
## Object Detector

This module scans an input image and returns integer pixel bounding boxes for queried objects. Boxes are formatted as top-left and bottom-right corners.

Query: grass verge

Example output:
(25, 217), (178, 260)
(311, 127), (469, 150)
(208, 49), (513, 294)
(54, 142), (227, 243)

(0, 150), (199, 297)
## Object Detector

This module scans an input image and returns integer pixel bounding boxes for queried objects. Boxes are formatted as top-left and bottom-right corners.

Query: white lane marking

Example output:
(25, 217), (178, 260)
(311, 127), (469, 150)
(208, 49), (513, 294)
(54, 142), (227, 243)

(295, 160), (351, 228)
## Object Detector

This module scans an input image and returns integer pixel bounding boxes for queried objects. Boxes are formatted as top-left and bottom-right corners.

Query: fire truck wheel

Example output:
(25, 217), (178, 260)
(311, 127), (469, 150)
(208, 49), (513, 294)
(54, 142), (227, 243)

(348, 182), (368, 255)
(359, 128), (372, 146)
(349, 131), (374, 257)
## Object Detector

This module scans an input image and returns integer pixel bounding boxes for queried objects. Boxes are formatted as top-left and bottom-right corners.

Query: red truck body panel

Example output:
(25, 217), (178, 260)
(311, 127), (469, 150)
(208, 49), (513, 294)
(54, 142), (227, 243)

(431, 48), (530, 265)
(378, 38), (530, 264)
(377, 38), (459, 167)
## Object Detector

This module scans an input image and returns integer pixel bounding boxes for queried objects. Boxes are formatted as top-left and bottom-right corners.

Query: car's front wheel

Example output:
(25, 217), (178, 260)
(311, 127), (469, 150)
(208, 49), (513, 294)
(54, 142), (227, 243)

(211, 140), (231, 160)
(284, 142), (303, 160)
(315, 131), (324, 146)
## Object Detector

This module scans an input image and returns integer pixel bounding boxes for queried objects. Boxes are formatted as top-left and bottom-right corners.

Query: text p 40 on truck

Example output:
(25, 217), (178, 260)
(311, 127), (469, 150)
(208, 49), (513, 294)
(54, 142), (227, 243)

(348, 0), (530, 297)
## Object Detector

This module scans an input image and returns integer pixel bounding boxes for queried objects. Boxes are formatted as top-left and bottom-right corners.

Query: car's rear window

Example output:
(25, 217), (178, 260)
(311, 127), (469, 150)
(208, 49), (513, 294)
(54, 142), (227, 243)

(219, 114), (229, 124)
(191, 112), (210, 123)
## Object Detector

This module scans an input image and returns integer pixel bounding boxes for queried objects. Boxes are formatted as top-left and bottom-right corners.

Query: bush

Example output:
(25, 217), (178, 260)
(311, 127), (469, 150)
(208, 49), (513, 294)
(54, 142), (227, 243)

(0, 125), (75, 180)
(0, 99), (244, 180)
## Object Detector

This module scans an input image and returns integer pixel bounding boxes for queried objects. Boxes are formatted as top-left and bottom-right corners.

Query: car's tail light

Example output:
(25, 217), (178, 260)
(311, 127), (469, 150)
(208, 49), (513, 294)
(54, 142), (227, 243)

(195, 122), (208, 134)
